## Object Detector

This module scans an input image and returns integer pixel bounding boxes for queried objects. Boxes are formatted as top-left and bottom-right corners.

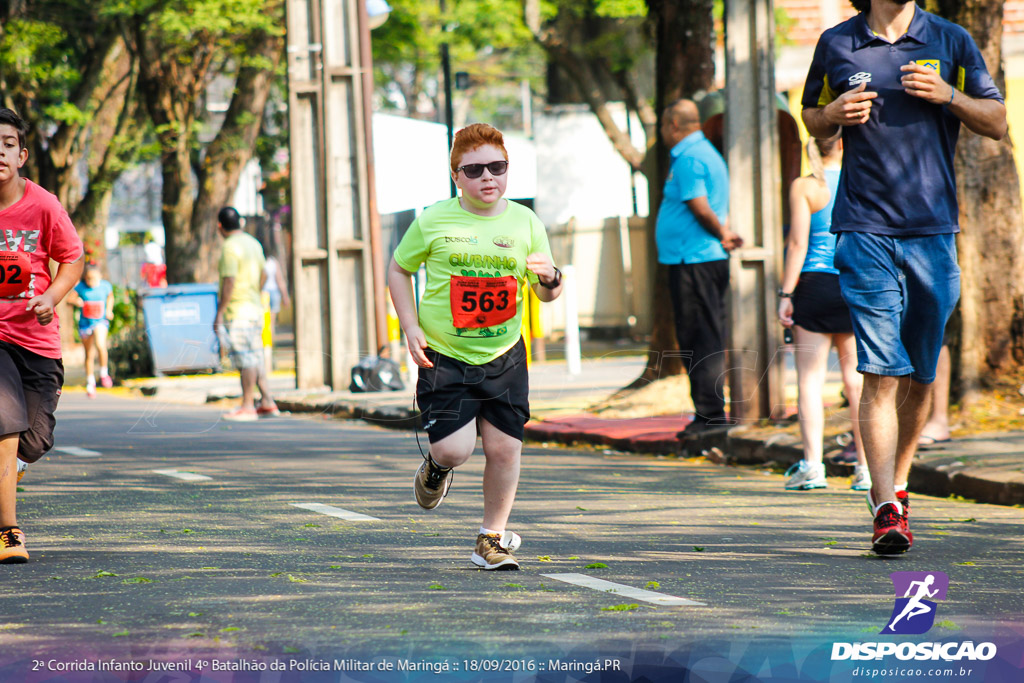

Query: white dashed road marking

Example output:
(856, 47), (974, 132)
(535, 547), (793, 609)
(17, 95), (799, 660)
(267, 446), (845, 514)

(53, 446), (102, 457)
(152, 469), (213, 482)
(290, 503), (381, 521)
(540, 573), (705, 606)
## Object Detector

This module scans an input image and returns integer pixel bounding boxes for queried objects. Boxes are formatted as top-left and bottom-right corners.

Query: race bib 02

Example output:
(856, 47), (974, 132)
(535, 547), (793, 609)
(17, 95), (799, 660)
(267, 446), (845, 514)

(450, 275), (517, 329)
(0, 252), (31, 298)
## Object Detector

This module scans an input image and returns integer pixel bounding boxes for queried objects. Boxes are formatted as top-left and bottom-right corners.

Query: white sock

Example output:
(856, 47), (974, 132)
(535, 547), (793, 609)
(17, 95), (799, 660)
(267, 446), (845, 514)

(873, 501), (903, 516)
(895, 482), (907, 493)
(480, 527), (502, 536)
(100, 366), (109, 377)
(86, 375), (96, 387)
(17, 459), (27, 473)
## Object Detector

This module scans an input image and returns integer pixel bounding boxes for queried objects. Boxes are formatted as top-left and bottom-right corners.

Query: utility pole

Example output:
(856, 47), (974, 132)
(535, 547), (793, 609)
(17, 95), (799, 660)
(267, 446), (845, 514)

(724, 0), (786, 420)
(285, 0), (377, 389)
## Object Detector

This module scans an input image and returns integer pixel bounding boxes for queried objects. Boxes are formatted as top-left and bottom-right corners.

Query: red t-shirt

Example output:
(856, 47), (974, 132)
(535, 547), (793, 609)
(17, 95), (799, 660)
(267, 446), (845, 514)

(0, 179), (84, 359)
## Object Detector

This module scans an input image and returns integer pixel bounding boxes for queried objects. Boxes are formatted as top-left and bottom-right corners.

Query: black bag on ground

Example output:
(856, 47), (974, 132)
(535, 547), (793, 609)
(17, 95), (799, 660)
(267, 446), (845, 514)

(349, 354), (404, 392)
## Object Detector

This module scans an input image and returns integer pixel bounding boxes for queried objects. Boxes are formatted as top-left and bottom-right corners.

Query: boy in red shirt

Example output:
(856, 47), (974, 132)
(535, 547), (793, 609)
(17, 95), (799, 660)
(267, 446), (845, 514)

(0, 108), (84, 563)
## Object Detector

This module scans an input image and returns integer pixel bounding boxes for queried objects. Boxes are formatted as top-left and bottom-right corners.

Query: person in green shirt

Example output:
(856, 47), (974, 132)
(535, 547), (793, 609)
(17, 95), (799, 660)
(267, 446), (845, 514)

(388, 123), (563, 570)
(214, 206), (279, 422)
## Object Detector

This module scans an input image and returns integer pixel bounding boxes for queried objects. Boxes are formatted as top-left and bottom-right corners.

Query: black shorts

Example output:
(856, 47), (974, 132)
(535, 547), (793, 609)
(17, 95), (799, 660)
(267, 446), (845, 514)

(416, 338), (530, 443)
(791, 272), (854, 335)
(0, 341), (65, 463)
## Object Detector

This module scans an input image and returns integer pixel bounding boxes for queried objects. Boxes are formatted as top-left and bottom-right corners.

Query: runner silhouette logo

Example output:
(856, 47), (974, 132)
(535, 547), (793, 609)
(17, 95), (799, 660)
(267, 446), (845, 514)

(881, 571), (949, 635)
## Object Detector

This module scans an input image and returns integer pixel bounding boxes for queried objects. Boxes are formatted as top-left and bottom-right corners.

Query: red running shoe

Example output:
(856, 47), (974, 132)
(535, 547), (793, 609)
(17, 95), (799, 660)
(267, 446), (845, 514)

(896, 490), (911, 522)
(872, 502), (913, 555)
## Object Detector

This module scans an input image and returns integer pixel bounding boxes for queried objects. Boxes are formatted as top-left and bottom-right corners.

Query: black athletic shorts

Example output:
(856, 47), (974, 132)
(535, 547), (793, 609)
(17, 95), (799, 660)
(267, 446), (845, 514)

(791, 272), (854, 335)
(416, 337), (530, 443)
(0, 341), (65, 463)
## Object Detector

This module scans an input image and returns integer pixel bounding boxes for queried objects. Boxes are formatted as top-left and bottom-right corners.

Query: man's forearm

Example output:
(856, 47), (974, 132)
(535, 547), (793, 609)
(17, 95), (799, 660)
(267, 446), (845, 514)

(686, 195), (726, 241)
(696, 215), (725, 241)
(950, 94), (1007, 140)
(802, 106), (840, 139)
(217, 277), (235, 318)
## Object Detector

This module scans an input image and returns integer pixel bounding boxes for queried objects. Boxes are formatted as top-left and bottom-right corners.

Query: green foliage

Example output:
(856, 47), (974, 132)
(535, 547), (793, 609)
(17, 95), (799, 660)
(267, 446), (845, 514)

(109, 285), (138, 338)
(372, 0), (544, 125)
(0, 19), (81, 102)
(594, 0), (647, 18)
(601, 603), (639, 611)
(108, 289), (154, 379)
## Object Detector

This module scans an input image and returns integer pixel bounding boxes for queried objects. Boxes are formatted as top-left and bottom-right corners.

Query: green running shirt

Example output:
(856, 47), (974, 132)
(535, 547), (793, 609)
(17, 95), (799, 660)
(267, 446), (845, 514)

(393, 198), (553, 365)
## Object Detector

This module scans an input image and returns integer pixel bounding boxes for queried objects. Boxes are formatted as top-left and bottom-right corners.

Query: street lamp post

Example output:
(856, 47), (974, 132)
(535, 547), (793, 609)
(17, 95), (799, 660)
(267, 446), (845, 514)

(357, 0), (391, 355)
(440, 0), (456, 198)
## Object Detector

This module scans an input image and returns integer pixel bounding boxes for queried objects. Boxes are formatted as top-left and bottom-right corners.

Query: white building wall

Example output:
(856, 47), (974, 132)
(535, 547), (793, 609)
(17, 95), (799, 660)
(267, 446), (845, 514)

(532, 103), (649, 227)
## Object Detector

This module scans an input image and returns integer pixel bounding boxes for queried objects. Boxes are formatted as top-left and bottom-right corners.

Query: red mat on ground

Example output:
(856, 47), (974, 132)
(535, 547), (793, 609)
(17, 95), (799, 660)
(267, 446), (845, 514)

(526, 414), (691, 444)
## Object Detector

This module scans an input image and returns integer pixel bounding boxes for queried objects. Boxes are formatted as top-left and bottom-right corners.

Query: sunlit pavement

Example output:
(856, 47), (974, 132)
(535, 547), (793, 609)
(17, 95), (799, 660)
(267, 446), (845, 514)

(3, 393), (1022, 677)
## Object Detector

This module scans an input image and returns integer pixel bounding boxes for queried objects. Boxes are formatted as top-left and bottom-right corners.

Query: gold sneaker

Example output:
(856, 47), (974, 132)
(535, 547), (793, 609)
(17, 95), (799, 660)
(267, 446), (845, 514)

(471, 531), (520, 570)
(413, 456), (453, 510)
(0, 526), (28, 564)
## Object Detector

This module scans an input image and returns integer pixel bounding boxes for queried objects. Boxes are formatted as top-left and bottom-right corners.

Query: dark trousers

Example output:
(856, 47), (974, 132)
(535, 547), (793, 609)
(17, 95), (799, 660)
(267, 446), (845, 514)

(667, 260), (729, 420)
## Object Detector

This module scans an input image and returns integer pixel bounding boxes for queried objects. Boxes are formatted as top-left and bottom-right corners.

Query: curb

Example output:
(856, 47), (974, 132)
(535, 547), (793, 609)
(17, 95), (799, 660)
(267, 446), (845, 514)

(130, 383), (1024, 509)
(274, 397), (420, 431)
(525, 421), (1024, 508)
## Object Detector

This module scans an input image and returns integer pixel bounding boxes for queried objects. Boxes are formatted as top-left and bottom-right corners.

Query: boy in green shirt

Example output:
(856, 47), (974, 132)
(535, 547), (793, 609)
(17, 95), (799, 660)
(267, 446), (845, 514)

(388, 123), (563, 570)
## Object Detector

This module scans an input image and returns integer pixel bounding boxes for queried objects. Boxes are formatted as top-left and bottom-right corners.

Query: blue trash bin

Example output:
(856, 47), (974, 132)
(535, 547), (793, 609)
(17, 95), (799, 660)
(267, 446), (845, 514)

(139, 283), (221, 375)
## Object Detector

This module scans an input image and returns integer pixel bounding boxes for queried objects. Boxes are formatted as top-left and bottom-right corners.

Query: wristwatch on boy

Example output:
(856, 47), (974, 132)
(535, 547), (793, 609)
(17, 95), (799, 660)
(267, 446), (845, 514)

(540, 267), (563, 289)
(777, 289), (793, 298)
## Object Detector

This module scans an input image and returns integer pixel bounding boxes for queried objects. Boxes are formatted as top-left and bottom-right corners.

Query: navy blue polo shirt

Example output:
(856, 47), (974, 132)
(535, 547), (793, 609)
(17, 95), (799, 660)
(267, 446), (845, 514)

(802, 7), (1002, 236)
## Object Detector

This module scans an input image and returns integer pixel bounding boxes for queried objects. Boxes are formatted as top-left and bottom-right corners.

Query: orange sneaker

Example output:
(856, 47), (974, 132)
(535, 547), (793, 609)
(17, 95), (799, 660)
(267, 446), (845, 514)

(0, 526), (28, 564)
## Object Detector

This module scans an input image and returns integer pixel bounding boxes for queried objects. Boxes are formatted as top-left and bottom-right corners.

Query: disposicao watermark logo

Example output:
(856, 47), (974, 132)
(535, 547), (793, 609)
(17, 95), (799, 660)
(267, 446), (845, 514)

(883, 571), (948, 635)
(831, 572), (998, 663)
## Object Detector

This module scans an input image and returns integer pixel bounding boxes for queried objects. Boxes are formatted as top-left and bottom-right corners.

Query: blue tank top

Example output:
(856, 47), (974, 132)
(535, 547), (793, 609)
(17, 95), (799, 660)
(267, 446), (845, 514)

(802, 169), (841, 274)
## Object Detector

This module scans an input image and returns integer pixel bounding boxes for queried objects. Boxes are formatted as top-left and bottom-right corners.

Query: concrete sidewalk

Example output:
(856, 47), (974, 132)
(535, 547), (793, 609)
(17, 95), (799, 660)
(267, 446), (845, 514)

(120, 355), (1024, 508)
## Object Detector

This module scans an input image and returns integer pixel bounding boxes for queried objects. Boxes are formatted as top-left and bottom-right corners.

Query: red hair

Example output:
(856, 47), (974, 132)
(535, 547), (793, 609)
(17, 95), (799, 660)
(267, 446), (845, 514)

(450, 123), (508, 173)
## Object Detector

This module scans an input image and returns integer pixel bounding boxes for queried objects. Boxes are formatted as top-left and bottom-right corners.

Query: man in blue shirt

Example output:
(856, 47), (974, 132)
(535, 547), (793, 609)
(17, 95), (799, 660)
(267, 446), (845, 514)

(656, 99), (743, 437)
(801, 0), (1005, 555)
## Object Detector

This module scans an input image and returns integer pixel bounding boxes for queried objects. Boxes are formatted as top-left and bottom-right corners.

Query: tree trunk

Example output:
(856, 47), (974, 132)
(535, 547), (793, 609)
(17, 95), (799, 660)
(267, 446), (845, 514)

(132, 16), (215, 284)
(191, 27), (285, 282)
(160, 143), (201, 284)
(635, 0), (716, 384)
(933, 0), (1024, 401)
(73, 39), (143, 273)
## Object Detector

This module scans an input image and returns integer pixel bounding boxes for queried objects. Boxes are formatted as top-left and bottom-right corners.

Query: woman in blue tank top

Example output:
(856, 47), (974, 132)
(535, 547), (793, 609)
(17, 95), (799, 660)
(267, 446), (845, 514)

(778, 137), (870, 493)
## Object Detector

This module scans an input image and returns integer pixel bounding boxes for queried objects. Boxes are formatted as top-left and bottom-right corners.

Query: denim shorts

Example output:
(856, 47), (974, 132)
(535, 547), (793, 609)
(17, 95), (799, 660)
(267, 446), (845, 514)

(833, 231), (959, 384)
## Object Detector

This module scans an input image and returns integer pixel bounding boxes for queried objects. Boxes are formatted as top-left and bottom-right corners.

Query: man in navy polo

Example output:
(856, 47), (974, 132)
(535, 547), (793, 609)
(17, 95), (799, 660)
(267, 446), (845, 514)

(656, 98), (744, 437)
(801, 0), (1005, 555)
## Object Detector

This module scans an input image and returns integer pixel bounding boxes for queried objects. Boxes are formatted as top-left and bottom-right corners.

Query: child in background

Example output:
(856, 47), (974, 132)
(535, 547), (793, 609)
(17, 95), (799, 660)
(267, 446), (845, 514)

(69, 263), (115, 397)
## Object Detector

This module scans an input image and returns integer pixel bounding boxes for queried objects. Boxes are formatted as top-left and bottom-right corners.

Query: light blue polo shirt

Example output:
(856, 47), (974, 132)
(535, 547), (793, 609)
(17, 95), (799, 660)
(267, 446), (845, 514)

(655, 131), (729, 265)
(802, 7), (1002, 236)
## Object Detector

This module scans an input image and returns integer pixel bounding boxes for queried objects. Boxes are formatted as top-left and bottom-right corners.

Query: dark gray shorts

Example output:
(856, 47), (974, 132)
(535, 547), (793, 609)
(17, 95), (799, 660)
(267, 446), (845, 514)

(416, 338), (530, 444)
(0, 341), (64, 463)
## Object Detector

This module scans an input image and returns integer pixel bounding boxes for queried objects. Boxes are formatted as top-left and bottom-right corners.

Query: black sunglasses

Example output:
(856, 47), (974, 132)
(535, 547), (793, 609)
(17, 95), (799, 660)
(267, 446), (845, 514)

(455, 160), (508, 179)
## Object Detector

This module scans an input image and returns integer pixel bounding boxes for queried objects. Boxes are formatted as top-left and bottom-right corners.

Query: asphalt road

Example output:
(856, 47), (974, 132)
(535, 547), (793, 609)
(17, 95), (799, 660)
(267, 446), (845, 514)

(3, 394), (1023, 681)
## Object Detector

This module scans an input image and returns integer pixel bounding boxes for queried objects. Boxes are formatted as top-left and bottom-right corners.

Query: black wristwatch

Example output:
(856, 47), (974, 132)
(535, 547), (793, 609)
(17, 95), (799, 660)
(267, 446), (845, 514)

(777, 289), (793, 298)
(540, 267), (562, 289)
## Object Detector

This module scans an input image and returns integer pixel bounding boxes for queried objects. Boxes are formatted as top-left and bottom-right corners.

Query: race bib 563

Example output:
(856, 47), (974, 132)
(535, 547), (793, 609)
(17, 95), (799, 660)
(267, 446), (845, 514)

(449, 275), (517, 329)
